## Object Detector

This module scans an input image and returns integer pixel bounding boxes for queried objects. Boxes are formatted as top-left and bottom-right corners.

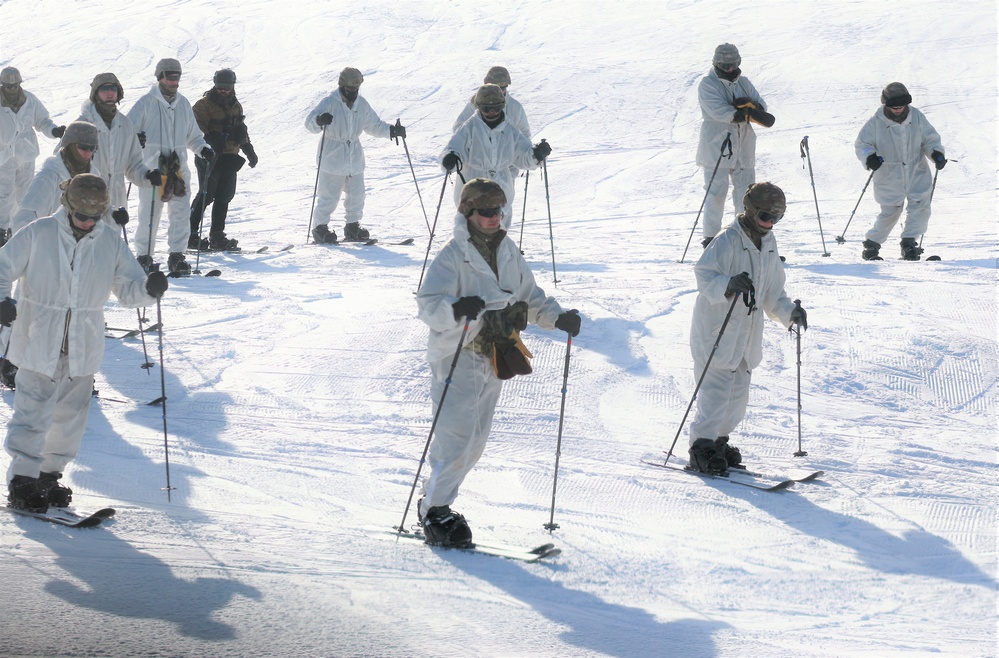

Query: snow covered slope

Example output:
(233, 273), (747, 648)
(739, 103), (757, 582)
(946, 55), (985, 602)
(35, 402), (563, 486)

(0, 1), (995, 656)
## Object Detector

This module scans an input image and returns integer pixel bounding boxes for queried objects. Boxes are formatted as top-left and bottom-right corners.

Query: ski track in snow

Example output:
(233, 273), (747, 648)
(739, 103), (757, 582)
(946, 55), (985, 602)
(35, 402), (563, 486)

(1, 1), (997, 657)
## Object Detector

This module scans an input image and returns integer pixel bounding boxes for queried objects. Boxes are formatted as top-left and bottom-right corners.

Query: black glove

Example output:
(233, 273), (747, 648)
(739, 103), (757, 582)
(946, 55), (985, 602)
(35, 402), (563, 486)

(726, 272), (754, 296)
(112, 208), (129, 226)
(51, 125), (66, 139)
(533, 141), (552, 162)
(200, 146), (215, 161)
(555, 309), (581, 337)
(931, 150), (946, 170)
(732, 97), (756, 109)
(204, 131), (225, 154)
(229, 123), (248, 145)
(0, 297), (15, 326)
(242, 142), (258, 168)
(790, 304), (808, 331)
(145, 271), (168, 298)
(145, 169), (163, 186)
(451, 296), (485, 321)
(389, 123), (406, 140)
(733, 107), (751, 123)
(316, 112), (333, 127)
(866, 153), (883, 171)
(137, 131), (147, 148)
(442, 151), (461, 172)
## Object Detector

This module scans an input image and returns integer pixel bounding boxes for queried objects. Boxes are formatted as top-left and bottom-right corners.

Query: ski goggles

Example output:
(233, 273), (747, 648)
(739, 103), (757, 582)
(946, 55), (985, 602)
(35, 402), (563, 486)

(72, 211), (102, 223)
(161, 72), (181, 81)
(97, 83), (118, 93)
(474, 207), (502, 218)
(77, 144), (97, 153)
(754, 209), (784, 224)
(478, 103), (504, 115)
(2, 83), (19, 90)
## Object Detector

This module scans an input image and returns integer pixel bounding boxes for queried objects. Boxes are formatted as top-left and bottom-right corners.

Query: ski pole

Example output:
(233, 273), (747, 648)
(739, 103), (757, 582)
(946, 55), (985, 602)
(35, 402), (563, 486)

(919, 167), (942, 251)
(835, 170), (874, 244)
(799, 136), (831, 257)
(120, 225), (155, 371)
(395, 319), (471, 535)
(518, 171), (530, 254)
(191, 154), (218, 275)
(544, 332), (573, 533)
(789, 300), (806, 457)
(680, 133), (732, 263)
(145, 186), (157, 265)
(396, 118), (431, 236)
(415, 171), (451, 294)
(541, 141), (559, 287)
(150, 272), (175, 500)
(306, 124), (327, 244)
(664, 293), (743, 464)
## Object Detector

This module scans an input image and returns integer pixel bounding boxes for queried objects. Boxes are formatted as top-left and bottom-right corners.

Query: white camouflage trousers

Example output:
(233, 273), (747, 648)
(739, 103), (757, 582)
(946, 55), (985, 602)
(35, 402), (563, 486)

(314, 173), (365, 227)
(702, 166), (754, 239)
(419, 348), (502, 518)
(0, 159), (35, 232)
(5, 355), (94, 481)
(865, 199), (931, 244)
(134, 187), (192, 257)
(688, 357), (752, 446)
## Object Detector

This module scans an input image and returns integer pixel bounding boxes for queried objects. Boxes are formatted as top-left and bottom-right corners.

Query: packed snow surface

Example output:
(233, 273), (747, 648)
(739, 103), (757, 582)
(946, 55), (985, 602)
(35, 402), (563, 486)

(0, 1), (995, 656)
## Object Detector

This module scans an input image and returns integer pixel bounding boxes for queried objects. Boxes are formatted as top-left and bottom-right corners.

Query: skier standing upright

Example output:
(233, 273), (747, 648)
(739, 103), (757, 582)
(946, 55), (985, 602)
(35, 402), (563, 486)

(126, 58), (213, 274)
(77, 72), (157, 230)
(696, 43), (772, 248)
(415, 178), (580, 547)
(0, 66), (64, 246)
(189, 68), (258, 252)
(854, 82), (945, 261)
(305, 67), (403, 245)
(442, 84), (549, 230)
(0, 174), (167, 512)
(687, 182), (806, 474)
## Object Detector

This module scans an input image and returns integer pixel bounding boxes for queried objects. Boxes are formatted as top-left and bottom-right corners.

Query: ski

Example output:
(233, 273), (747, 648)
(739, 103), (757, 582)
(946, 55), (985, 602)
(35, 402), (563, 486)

(730, 465), (824, 484)
(383, 238), (415, 246)
(331, 238), (379, 246)
(105, 322), (162, 339)
(4, 505), (116, 528)
(388, 530), (561, 562)
(643, 460), (796, 491)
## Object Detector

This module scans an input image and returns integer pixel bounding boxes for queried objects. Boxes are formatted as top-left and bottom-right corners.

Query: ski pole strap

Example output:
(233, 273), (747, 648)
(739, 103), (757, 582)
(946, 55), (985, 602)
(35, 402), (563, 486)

(721, 132), (733, 158)
(799, 136), (808, 163)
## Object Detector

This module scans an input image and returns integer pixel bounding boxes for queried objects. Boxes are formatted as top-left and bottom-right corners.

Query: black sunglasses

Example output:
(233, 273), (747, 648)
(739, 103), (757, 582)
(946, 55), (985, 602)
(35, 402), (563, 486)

(162, 72), (181, 81)
(478, 103), (504, 114)
(475, 207), (502, 218)
(73, 211), (102, 223)
(77, 144), (97, 152)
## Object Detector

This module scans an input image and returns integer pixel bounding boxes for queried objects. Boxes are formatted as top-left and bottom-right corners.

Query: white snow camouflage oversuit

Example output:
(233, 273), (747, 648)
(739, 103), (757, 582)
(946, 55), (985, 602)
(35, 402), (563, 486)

(0, 91), (59, 232)
(0, 209), (156, 480)
(126, 84), (209, 257)
(416, 212), (563, 517)
(304, 90), (391, 227)
(696, 67), (766, 238)
(78, 101), (151, 215)
(688, 219), (795, 445)
(854, 105), (944, 243)
(10, 155), (105, 233)
(443, 115), (538, 230)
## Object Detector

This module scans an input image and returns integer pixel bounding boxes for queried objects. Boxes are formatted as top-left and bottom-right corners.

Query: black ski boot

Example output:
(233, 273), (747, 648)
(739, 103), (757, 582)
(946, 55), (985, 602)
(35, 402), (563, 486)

(900, 238), (923, 261)
(188, 234), (210, 251)
(343, 222), (370, 241)
(421, 505), (473, 547)
(311, 224), (338, 244)
(688, 438), (729, 474)
(0, 358), (17, 389)
(168, 252), (191, 275)
(209, 232), (239, 252)
(716, 436), (743, 469)
(37, 471), (72, 507)
(861, 239), (883, 261)
(0, 228), (9, 248)
(137, 255), (153, 273)
(7, 475), (48, 513)
(700, 236), (713, 249)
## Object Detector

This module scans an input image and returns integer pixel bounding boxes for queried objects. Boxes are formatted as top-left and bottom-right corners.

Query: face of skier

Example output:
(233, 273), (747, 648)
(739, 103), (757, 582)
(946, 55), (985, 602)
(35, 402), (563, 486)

(886, 103), (908, 117)
(478, 102), (504, 122)
(469, 207), (503, 234)
(75, 143), (97, 162)
(750, 207), (782, 234)
(70, 209), (101, 233)
(340, 84), (359, 103)
(159, 71), (181, 92)
(97, 83), (119, 103)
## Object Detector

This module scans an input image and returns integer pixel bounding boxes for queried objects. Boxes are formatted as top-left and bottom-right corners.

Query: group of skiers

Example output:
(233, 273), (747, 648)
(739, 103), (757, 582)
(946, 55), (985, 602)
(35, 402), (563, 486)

(0, 49), (947, 548)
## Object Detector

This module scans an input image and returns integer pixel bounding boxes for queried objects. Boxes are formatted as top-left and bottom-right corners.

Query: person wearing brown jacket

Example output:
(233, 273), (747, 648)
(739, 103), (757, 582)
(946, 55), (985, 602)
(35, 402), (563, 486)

(189, 69), (257, 251)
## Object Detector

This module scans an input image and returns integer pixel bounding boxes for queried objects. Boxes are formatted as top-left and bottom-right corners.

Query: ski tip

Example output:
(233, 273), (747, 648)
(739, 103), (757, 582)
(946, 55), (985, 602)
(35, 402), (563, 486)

(206, 269), (222, 277)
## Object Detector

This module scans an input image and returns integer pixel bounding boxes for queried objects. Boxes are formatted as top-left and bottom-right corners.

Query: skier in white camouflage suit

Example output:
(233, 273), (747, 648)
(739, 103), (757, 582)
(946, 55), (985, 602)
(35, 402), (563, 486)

(442, 84), (549, 230)
(126, 58), (213, 275)
(687, 182), (806, 474)
(696, 43), (773, 249)
(305, 67), (404, 245)
(77, 72), (159, 233)
(416, 178), (580, 547)
(0, 174), (167, 513)
(0, 66), (64, 246)
(854, 82), (946, 261)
